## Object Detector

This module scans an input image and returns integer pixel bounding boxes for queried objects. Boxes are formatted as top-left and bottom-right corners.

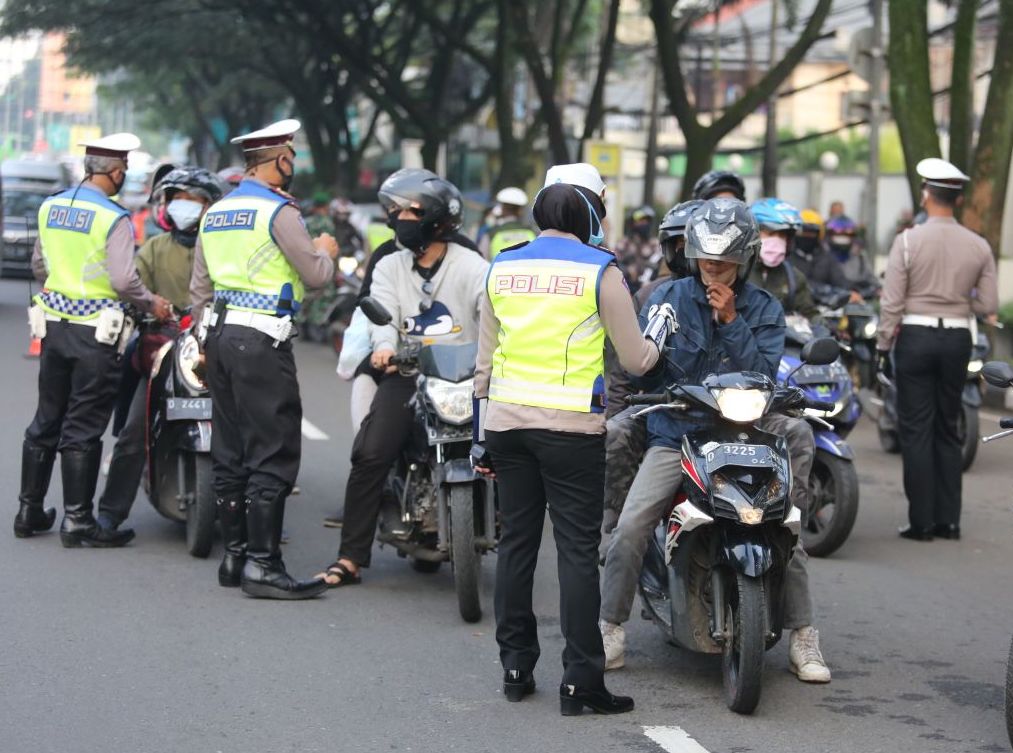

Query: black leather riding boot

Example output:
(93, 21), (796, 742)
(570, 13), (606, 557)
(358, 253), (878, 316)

(59, 445), (135, 548)
(13, 441), (57, 538)
(241, 490), (326, 600)
(96, 450), (146, 530)
(217, 496), (247, 587)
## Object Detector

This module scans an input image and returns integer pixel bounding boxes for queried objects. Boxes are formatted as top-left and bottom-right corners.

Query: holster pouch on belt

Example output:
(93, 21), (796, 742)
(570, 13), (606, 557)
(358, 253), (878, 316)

(94, 308), (126, 347)
(196, 302), (215, 346)
(27, 305), (47, 340)
(117, 314), (136, 356)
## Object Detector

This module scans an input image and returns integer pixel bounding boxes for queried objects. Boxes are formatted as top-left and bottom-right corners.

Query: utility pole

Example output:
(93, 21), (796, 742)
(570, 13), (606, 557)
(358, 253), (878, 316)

(761, 0), (779, 197)
(643, 57), (660, 207)
(865, 0), (884, 256)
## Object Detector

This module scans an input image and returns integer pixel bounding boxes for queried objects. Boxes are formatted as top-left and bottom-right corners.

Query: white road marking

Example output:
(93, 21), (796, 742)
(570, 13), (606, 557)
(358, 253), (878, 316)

(643, 726), (711, 753)
(301, 418), (330, 441)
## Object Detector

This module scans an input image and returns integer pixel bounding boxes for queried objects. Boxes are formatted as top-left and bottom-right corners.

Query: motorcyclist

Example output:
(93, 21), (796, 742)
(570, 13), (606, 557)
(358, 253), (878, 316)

(748, 198), (820, 319)
(616, 205), (661, 292)
(480, 187), (537, 259)
(329, 197), (364, 255)
(826, 215), (880, 297)
(598, 197), (831, 683)
(791, 208), (861, 303)
(305, 191), (336, 237)
(316, 172), (488, 586)
(692, 169), (746, 202)
(96, 167), (226, 532)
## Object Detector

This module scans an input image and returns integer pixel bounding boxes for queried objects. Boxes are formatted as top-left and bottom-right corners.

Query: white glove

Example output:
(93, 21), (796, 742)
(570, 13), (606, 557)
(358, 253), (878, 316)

(643, 302), (678, 351)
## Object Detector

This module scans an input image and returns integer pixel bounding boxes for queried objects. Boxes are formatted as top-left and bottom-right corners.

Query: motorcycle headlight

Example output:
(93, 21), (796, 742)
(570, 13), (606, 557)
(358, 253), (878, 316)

(712, 388), (769, 423)
(175, 333), (207, 394)
(338, 256), (359, 275)
(968, 359), (983, 375)
(424, 377), (474, 425)
(862, 320), (878, 339)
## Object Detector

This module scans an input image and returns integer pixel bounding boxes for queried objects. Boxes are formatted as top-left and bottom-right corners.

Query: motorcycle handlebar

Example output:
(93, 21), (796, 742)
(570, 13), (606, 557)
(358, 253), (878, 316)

(1001, 418), (1013, 430)
(625, 393), (671, 406)
(805, 398), (837, 412)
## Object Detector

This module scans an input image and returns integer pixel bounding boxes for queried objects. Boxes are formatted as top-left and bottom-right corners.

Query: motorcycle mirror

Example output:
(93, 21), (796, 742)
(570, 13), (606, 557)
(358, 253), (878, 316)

(800, 337), (840, 366)
(359, 296), (393, 326)
(981, 360), (1013, 388)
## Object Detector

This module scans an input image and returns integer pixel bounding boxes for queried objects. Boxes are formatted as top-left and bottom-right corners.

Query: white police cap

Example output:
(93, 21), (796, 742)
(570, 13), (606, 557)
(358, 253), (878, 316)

(230, 119), (301, 152)
(544, 163), (606, 196)
(79, 132), (141, 158)
(916, 157), (970, 188)
(495, 187), (528, 206)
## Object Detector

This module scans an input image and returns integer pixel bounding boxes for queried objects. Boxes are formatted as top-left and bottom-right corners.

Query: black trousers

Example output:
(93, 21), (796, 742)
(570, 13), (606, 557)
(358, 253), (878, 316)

(895, 324), (971, 529)
(338, 373), (415, 567)
(25, 320), (121, 453)
(486, 428), (606, 689)
(205, 324), (301, 500)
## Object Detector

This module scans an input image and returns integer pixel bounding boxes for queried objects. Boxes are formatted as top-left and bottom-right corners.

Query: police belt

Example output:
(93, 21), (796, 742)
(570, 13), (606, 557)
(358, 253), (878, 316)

(217, 309), (296, 343)
(44, 312), (100, 328)
(901, 314), (971, 330)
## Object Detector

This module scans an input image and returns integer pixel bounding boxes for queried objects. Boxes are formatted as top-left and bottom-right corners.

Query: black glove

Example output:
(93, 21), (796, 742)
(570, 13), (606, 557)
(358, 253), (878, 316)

(877, 349), (893, 380)
(470, 443), (495, 475)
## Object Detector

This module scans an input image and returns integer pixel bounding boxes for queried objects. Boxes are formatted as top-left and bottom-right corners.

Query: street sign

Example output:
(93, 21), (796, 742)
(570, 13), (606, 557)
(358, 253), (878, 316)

(848, 27), (875, 83)
(586, 141), (622, 178)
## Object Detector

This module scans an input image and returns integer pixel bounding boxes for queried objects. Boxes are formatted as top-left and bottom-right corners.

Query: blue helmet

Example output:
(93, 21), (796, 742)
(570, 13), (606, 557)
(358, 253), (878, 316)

(749, 197), (802, 234)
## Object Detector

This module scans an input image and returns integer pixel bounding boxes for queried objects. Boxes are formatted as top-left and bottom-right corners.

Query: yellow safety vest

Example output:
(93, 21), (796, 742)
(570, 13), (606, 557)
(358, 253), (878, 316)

(366, 222), (395, 253)
(488, 221), (537, 260)
(199, 179), (304, 314)
(34, 186), (130, 320)
(487, 236), (613, 413)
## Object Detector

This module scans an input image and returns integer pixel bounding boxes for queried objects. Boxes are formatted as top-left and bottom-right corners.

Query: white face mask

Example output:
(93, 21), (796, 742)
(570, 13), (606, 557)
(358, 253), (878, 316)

(167, 199), (204, 231)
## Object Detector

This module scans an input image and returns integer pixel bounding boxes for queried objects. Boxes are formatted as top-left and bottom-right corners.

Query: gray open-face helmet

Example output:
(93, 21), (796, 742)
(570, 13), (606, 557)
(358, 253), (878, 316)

(684, 197), (760, 282)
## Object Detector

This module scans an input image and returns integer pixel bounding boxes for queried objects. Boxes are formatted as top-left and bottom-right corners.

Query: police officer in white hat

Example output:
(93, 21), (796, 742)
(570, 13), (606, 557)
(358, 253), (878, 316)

(481, 187), (536, 260)
(15, 133), (173, 547)
(878, 157), (997, 541)
(190, 119), (338, 598)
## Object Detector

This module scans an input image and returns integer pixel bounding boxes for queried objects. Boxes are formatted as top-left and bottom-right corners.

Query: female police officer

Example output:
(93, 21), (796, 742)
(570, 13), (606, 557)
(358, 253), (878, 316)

(472, 163), (674, 715)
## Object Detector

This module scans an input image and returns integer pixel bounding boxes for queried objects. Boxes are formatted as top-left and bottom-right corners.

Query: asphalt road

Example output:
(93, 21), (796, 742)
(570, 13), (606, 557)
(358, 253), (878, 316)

(0, 277), (1010, 753)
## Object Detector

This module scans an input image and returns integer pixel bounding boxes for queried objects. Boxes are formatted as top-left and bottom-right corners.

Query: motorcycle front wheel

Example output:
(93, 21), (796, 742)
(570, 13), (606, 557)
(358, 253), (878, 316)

(721, 572), (766, 715)
(449, 484), (482, 623)
(958, 404), (979, 472)
(185, 453), (215, 558)
(804, 452), (860, 558)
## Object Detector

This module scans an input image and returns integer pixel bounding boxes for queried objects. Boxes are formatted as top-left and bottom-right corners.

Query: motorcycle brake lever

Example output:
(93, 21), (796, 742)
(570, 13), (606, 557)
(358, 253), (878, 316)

(632, 401), (687, 418)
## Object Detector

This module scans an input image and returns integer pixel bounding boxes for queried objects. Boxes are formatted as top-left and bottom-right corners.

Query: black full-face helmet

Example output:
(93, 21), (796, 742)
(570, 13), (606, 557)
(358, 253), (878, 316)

(377, 168), (463, 243)
(658, 199), (704, 276)
(684, 197), (760, 282)
(692, 170), (746, 202)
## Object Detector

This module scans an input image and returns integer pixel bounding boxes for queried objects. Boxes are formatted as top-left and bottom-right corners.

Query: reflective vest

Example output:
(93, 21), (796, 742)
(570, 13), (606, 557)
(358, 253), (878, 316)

(487, 220), (537, 260)
(199, 179), (304, 314)
(487, 236), (613, 413)
(35, 186), (130, 321)
(366, 222), (395, 253)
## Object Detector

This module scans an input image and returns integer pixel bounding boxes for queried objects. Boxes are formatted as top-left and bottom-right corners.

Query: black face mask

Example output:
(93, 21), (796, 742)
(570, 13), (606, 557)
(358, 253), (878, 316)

(276, 156), (294, 192)
(395, 218), (430, 256)
(795, 235), (819, 255)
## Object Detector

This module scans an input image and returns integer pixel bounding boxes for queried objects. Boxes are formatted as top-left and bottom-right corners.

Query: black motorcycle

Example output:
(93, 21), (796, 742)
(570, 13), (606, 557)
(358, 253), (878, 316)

(359, 297), (496, 623)
(979, 360), (1013, 747)
(145, 322), (215, 557)
(633, 338), (840, 714)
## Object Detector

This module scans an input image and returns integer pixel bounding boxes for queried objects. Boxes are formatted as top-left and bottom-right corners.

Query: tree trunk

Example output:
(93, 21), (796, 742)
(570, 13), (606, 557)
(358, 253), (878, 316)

(948, 0), (978, 174)
(887, 0), (941, 206)
(421, 136), (442, 171)
(761, 0), (780, 197)
(963, 0), (1013, 257)
(681, 136), (719, 201)
(643, 61), (661, 207)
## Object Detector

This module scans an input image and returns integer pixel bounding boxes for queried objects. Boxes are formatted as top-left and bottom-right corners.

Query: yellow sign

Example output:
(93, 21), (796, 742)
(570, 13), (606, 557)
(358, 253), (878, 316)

(586, 142), (622, 178)
(68, 125), (101, 156)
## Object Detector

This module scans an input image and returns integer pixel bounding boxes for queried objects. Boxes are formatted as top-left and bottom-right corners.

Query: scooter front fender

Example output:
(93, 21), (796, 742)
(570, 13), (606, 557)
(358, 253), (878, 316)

(814, 430), (854, 460)
(717, 528), (775, 578)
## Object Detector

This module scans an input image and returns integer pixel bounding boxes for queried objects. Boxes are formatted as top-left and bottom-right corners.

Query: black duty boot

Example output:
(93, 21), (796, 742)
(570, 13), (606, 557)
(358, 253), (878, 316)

(241, 490), (326, 600)
(559, 684), (634, 716)
(217, 496), (247, 587)
(13, 441), (57, 538)
(503, 670), (536, 702)
(59, 445), (135, 548)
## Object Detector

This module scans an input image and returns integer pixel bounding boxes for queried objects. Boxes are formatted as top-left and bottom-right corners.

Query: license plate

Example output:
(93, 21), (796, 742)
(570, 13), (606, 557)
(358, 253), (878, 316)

(166, 397), (212, 420)
(705, 443), (773, 471)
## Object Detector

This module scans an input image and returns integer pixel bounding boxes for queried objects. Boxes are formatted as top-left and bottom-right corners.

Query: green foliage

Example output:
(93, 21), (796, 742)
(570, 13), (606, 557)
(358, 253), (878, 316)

(777, 127), (870, 173)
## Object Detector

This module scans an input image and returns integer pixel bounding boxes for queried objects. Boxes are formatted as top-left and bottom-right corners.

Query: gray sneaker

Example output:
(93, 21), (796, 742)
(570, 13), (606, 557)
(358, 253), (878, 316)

(789, 626), (831, 683)
(600, 620), (626, 671)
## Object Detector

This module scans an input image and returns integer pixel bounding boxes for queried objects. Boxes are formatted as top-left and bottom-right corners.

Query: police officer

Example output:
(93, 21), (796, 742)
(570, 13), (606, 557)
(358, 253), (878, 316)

(190, 119), (338, 598)
(878, 158), (997, 541)
(481, 187), (536, 260)
(473, 163), (672, 715)
(15, 133), (173, 547)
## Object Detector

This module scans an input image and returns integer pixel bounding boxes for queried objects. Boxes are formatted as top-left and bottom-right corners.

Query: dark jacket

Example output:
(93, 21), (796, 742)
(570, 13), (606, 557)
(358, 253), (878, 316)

(791, 245), (849, 293)
(639, 276), (785, 450)
(605, 275), (670, 418)
(749, 261), (819, 319)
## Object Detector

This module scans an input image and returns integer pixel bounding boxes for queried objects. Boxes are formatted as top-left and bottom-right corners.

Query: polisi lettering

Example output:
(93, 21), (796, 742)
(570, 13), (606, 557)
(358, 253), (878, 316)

(494, 273), (586, 297)
(46, 205), (96, 234)
(203, 208), (258, 232)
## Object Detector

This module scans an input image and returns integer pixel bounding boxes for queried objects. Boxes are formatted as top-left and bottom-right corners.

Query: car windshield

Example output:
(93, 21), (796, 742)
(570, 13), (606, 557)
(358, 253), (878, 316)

(3, 190), (48, 220)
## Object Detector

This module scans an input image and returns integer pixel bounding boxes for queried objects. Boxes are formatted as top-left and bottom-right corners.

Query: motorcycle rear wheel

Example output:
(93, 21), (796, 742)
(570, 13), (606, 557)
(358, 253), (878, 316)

(721, 572), (766, 715)
(185, 453), (215, 558)
(449, 484), (482, 623)
(804, 452), (860, 558)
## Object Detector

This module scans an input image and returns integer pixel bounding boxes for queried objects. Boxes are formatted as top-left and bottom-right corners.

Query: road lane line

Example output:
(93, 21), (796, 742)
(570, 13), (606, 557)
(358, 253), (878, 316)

(301, 418), (330, 441)
(643, 726), (711, 753)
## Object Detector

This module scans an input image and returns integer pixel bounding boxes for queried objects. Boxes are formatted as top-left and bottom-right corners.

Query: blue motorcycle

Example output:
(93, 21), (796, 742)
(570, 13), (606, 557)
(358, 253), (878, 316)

(779, 316), (861, 557)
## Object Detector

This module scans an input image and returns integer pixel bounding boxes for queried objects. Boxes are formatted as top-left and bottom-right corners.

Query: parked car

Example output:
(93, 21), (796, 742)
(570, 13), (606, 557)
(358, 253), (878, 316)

(1, 159), (69, 279)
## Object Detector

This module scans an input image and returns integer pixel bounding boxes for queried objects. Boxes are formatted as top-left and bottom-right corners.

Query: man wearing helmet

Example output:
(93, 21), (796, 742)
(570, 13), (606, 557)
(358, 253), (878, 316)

(599, 198), (832, 683)
(748, 198), (820, 319)
(692, 170), (747, 202)
(317, 171), (488, 587)
(790, 209), (860, 302)
(824, 215), (880, 298)
(329, 198), (364, 255)
(96, 167), (227, 533)
(480, 187), (537, 260)
(615, 205), (661, 292)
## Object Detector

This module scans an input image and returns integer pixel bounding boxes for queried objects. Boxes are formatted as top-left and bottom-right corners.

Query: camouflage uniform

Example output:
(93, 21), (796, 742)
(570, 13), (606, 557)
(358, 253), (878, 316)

(305, 213), (336, 238)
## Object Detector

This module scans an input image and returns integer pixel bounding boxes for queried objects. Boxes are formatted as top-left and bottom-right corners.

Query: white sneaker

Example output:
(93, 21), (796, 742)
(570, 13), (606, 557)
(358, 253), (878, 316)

(600, 620), (625, 670)
(789, 626), (831, 683)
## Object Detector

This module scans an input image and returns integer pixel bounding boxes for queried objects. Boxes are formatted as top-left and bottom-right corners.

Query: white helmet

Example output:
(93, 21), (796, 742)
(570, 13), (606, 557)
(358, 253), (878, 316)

(495, 187), (528, 207)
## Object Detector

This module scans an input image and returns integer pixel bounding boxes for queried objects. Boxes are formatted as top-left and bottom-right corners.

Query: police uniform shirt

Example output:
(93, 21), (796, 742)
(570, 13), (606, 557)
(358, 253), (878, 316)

(189, 177), (334, 313)
(877, 217), (997, 350)
(31, 180), (155, 312)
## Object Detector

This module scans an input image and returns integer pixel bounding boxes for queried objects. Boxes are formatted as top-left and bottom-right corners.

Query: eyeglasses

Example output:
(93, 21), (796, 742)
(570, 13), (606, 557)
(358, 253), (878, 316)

(420, 279), (434, 313)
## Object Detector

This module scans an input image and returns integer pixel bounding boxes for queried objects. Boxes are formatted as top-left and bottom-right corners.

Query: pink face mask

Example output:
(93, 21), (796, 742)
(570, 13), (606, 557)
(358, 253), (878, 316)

(759, 236), (787, 267)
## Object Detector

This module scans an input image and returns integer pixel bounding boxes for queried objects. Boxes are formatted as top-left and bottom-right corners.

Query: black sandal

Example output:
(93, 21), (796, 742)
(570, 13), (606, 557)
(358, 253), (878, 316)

(319, 561), (362, 588)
